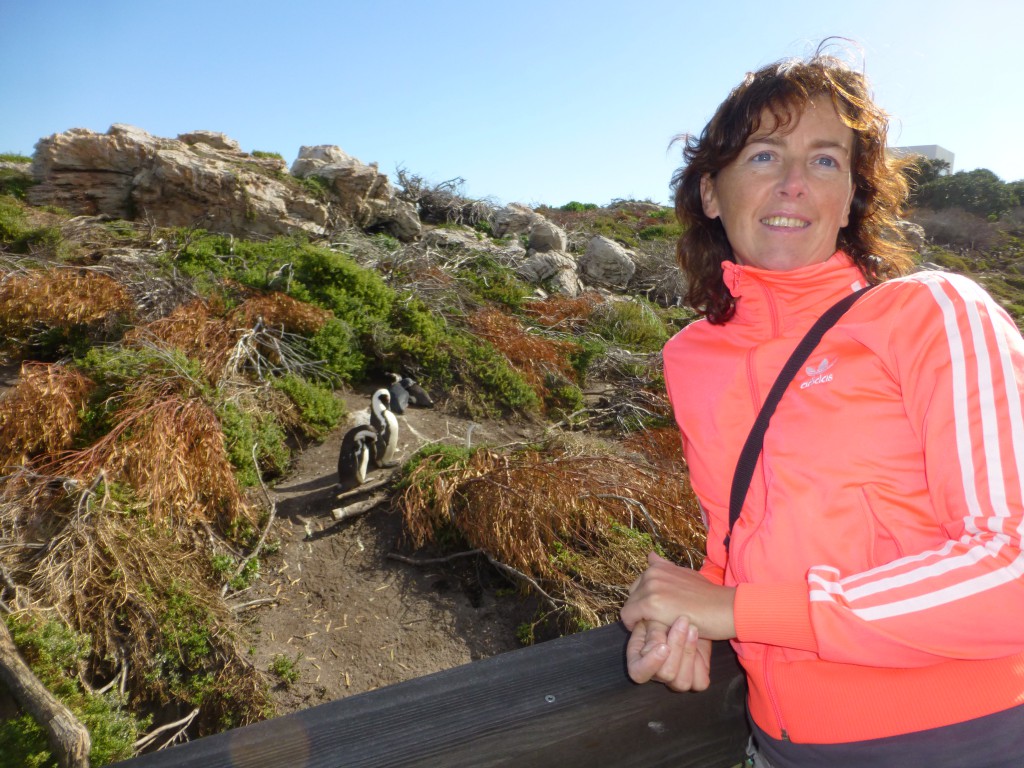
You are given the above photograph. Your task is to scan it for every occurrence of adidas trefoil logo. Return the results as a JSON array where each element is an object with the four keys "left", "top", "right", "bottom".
[{"left": 800, "top": 357, "right": 837, "bottom": 389}]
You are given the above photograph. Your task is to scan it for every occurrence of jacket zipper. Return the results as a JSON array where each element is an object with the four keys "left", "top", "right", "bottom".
[
  {"left": 763, "top": 646, "right": 789, "bottom": 739},
  {"left": 739, "top": 276, "right": 788, "bottom": 738}
]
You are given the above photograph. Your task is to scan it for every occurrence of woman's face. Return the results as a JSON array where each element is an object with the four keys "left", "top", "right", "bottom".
[{"left": 700, "top": 97, "right": 856, "bottom": 271}]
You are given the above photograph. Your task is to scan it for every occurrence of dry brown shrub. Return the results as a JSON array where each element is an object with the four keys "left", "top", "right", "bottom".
[
  {"left": 399, "top": 442, "right": 705, "bottom": 626},
  {"left": 0, "top": 474, "right": 268, "bottom": 729},
  {"left": 0, "top": 362, "right": 95, "bottom": 469},
  {"left": 521, "top": 293, "right": 602, "bottom": 331},
  {"left": 228, "top": 292, "right": 331, "bottom": 336},
  {"left": 49, "top": 394, "right": 252, "bottom": 526},
  {"left": 124, "top": 300, "right": 235, "bottom": 382},
  {"left": 0, "top": 266, "right": 133, "bottom": 333},
  {"left": 467, "top": 308, "right": 578, "bottom": 399}
]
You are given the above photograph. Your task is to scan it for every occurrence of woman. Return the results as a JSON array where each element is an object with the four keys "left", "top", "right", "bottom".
[{"left": 620, "top": 48, "right": 1024, "bottom": 767}]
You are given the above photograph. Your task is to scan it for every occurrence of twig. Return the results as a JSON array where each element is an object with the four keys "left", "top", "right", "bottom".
[
  {"left": 387, "top": 549, "right": 484, "bottom": 566},
  {"left": 586, "top": 493, "right": 662, "bottom": 539},
  {"left": 388, "top": 549, "right": 566, "bottom": 611},
  {"left": 133, "top": 707, "right": 200, "bottom": 752},
  {"left": 222, "top": 444, "right": 276, "bottom": 597},
  {"left": 229, "top": 597, "right": 280, "bottom": 613}
]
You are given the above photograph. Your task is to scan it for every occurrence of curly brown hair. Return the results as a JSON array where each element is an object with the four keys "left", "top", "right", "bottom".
[{"left": 672, "top": 46, "right": 915, "bottom": 324}]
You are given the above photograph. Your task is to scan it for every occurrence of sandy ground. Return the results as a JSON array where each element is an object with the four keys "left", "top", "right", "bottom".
[{"left": 241, "top": 387, "right": 545, "bottom": 714}]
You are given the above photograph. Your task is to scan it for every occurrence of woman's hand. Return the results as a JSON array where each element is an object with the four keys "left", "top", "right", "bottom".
[
  {"left": 626, "top": 617, "right": 712, "bottom": 691},
  {"left": 621, "top": 552, "right": 737, "bottom": 640}
]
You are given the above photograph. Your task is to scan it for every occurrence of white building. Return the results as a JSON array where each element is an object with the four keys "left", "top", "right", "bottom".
[{"left": 890, "top": 145, "right": 955, "bottom": 174}]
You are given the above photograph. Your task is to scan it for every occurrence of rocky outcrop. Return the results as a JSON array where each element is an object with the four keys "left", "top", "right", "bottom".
[
  {"left": 27, "top": 125, "right": 422, "bottom": 242},
  {"left": 579, "top": 236, "right": 637, "bottom": 287},
  {"left": 290, "top": 146, "right": 420, "bottom": 241}
]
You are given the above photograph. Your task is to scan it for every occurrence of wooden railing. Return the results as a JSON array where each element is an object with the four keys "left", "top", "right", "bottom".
[{"left": 112, "top": 623, "right": 749, "bottom": 767}]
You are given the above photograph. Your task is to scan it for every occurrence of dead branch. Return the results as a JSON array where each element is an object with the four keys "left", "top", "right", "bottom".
[
  {"left": 222, "top": 445, "right": 277, "bottom": 596},
  {"left": 133, "top": 707, "right": 200, "bottom": 752},
  {"left": 387, "top": 549, "right": 485, "bottom": 566},
  {"left": 0, "top": 620, "right": 91, "bottom": 768},
  {"left": 334, "top": 474, "right": 392, "bottom": 502},
  {"left": 330, "top": 493, "right": 388, "bottom": 522}
]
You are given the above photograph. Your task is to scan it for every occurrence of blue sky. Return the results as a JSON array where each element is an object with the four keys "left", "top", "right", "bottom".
[{"left": 2, "top": 0, "right": 1021, "bottom": 207}]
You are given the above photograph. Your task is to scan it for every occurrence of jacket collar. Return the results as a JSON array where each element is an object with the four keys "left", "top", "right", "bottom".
[{"left": 722, "top": 251, "right": 868, "bottom": 330}]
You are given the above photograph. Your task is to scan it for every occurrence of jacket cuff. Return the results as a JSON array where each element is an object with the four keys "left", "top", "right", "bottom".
[{"left": 734, "top": 582, "right": 817, "bottom": 652}]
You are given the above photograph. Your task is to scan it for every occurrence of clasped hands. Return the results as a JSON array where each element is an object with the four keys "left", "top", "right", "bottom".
[{"left": 620, "top": 552, "right": 736, "bottom": 692}]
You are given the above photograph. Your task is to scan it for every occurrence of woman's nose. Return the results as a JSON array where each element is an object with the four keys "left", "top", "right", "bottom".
[{"left": 776, "top": 161, "right": 808, "bottom": 197}]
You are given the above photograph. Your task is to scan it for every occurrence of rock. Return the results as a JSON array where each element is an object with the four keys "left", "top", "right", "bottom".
[
  {"left": 26, "top": 126, "right": 422, "bottom": 241},
  {"left": 548, "top": 267, "right": 582, "bottom": 297},
  {"left": 528, "top": 218, "right": 567, "bottom": 253},
  {"left": 29, "top": 125, "right": 328, "bottom": 237},
  {"left": 516, "top": 250, "right": 576, "bottom": 284},
  {"left": 490, "top": 204, "right": 540, "bottom": 238},
  {"left": 897, "top": 219, "right": 927, "bottom": 253},
  {"left": 291, "top": 145, "right": 421, "bottom": 241},
  {"left": 422, "top": 228, "right": 484, "bottom": 250},
  {"left": 177, "top": 130, "right": 241, "bottom": 152},
  {"left": 579, "top": 236, "right": 636, "bottom": 287}
]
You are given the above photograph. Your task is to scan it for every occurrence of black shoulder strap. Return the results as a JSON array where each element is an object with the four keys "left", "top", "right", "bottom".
[{"left": 725, "top": 285, "right": 873, "bottom": 551}]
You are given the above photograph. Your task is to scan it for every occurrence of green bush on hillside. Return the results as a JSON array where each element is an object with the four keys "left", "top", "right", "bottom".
[
  {"left": 271, "top": 374, "right": 344, "bottom": 440},
  {"left": 0, "top": 614, "right": 146, "bottom": 767},
  {"left": 590, "top": 298, "right": 669, "bottom": 353}
]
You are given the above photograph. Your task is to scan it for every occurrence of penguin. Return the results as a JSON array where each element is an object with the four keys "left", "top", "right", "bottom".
[
  {"left": 386, "top": 372, "right": 410, "bottom": 414},
  {"left": 369, "top": 388, "right": 400, "bottom": 467},
  {"left": 337, "top": 425, "right": 379, "bottom": 491},
  {"left": 400, "top": 376, "right": 435, "bottom": 408}
]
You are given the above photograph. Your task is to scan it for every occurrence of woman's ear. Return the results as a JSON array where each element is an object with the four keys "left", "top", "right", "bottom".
[
  {"left": 840, "top": 184, "right": 855, "bottom": 228},
  {"left": 700, "top": 174, "right": 719, "bottom": 219}
]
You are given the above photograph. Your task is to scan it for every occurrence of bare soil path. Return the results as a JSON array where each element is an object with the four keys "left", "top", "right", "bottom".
[{"left": 242, "top": 389, "right": 544, "bottom": 715}]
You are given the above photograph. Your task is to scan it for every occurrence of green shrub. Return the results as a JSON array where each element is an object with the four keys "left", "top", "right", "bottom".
[
  {"left": 589, "top": 299, "right": 669, "bottom": 352},
  {"left": 292, "top": 245, "right": 394, "bottom": 330},
  {"left": 459, "top": 337, "right": 539, "bottom": 415},
  {"left": 567, "top": 338, "right": 606, "bottom": 384},
  {"left": 559, "top": 201, "right": 598, "bottom": 212},
  {"left": 0, "top": 195, "right": 60, "bottom": 251},
  {"left": 0, "top": 168, "right": 33, "bottom": 199},
  {"left": 268, "top": 653, "right": 301, "bottom": 687},
  {"left": 0, "top": 615, "right": 145, "bottom": 767},
  {"left": 297, "top": 175, "right": 330, "bottom": 201},
  {"left": 217, "top": 402, "right": 291, "bottom": 486},
  {"left": 306, "top": 317, "right": 366, "bottom": 381},
  {"left": 456, "top": 254, "right": 531, "bottom": 309},
  {"left": 271, "top": 374, "right": 344, "bottom": 440},
  {"left": 251, "top": 150, "right": 283, "bottom": 160},
  {"left": 638, "top": 223, "right": 683, "bottom": 241}
]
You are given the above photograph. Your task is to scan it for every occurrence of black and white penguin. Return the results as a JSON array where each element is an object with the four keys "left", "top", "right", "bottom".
[
  {"left": 386, "top": 372, "right": 410, "bottom": 414},
  {"left": 400, "top": 376, "right": 435, "bottom": 408},
  {"left": 337, "top": 425, "right": 379, "bottom": 491},
  {"left": 369, "top": 387, "right": 400, "bottom": 467}
]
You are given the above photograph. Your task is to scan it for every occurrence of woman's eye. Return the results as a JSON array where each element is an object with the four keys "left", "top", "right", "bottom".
[
  {"left": 752, "top": 151, "right": 772, "bottom": 162},
  {"left": 815, "top": 156, "right": 838, "bottom": 168}
]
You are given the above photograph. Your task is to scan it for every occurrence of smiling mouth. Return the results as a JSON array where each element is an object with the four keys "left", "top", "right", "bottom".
[{"left": 761, "top": 216, "right": 809, "bottom": 228}]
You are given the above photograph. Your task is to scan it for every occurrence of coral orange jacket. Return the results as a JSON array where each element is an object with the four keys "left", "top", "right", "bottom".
[{"left": 663, "top": 252, "right": 1024, "bottom": 744}]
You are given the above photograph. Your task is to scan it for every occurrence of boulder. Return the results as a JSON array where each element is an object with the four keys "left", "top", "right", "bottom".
[
  {"left": 579, "top": 236, "right": 636, "bottom": 287},
  {"left": 548, "top": 267, "right": 583, "bottom": 297},
  {"left": 516, "top": 250, "right": 576, "bottom": 283},
  {"left": 528, "top": 218, "right": 567, "bottom": 253},
  {"left": 490, "top": 204, "right": 540, "bottom": 238}
]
